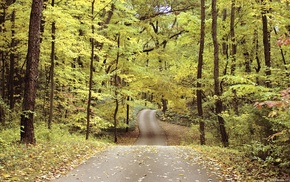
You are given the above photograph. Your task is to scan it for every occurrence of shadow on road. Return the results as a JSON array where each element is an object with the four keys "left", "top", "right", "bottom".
[{"left": 135, "top": 109, "right": 167, "bottom": 146}]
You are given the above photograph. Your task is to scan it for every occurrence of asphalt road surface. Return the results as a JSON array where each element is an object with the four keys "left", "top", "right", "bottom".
[
  {"left": 135, "top": 109, "right": 167, "bottom": 145},
  {"left": 54, "top": 109, "right": 219, "bottom": 182}
]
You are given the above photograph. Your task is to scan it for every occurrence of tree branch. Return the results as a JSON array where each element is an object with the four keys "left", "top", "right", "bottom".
[
  {"left": 143, "top": 30, "right": 188, "bottom": 52},
  {"left": 139, "top": 7, "right": 195, "bottom": 20}
]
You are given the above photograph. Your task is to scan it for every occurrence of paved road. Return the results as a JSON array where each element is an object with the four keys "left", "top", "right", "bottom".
[
  {"left": 135, "top": 109, "right": 167, "bottom": 145},
  {"left": 54, "top": 109, "right": 219, "bottom": 182}
]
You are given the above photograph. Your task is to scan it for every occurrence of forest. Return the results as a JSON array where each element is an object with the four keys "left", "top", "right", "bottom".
[{"left": 0, "top": 0, "right": 290, "bottom": 180}]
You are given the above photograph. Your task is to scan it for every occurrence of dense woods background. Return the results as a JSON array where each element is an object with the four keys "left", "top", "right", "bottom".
[{"left": 0, "top": 0, "right": 290, "bottom": 175}]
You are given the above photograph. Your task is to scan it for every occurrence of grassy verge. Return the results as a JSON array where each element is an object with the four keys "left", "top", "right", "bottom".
[
  {"left": 0, "top": 124, "right": 110, "bottom": 181},
  {"left": 192, "top": 145, "right": 290, "bottom": 181}
]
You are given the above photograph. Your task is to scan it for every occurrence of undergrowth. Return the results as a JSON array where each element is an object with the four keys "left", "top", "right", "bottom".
[
  {"left": 0, "top": 124, "right": 110, "bottom": 181},
  {"left": 192, "top": 145, "right": 290, "bottom": 181}
]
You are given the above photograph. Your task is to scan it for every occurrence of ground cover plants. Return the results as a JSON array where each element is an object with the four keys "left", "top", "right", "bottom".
[{"left": 0, "top": 124, "right": 109, "bottom": 181}]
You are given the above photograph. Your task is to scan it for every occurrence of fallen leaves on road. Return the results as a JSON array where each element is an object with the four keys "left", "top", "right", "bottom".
[{"left": 55, "top": 146, "right": 219, "bottom": 182}]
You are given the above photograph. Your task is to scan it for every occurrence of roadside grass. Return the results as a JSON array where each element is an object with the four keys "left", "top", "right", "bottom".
[
  {"left": 192, "top": 145, "right": 290, "bottom": 181},
  {"left": 0, "top": 124, "right": 110, "bottom": 181}
]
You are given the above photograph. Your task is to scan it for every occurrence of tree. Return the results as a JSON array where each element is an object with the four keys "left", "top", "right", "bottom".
[
  {"left": 86, "top": 0, "right": 95, "bottom": 140},
  {"left": 212, "top": 0, "right": 229, "bottom": 147},
  {"left": 230, "top": 0, "right": 236, "bottom": 76},
  {"left": 8, "top": 5, "right": 16, "bottom": 109},
  {"left": 261, "top": 0, "right": 271, "bottom": 87},
  {"left": 197, "top": 0, "right": 205, "bottom": 145},
  {"left": 111, "top": 32, "right": 120, "bottom": 143},
  {"left": 48, "top": 0, "right": 55, "bottom": 130},
  {"left": 0, "top": 1, "right": 7, "bottom": 125},
  {"left": 20, "top": 0, "right": 44, "bottom": 144},
  {"left": 230, "top": 0, "right": 239, "bottom": 114},
  {"left": 126, "top": 96, "right": 130, "bottom": 132}
]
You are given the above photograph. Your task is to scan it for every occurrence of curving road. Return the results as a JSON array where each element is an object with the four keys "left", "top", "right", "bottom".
[
  {"left": 54, "top": 109, "right": 219, "bottom": 182},
  {"left": 135, "top": 109, "right": 167, "bottom": 146}
]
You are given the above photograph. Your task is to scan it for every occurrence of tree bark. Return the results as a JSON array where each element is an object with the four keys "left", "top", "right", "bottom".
[
  {"left": 0, "top": 53, "right": 4, "bottom": 124},
  {"left": 86, "top": 0, "right": 95, "bottom": 140},
  {"left": 212, "top": 0, "right": 229, "bottom": 147},
  {"left": 8, "top": 10, "right": 16, "bottom": 109},
  {"left": 222, "top": 9, "right": 229, "bottom": 76},
  {"left": 20, "top": 0, "right": 44, "bottom": 144},
  {"left": 230, "top": 0, "right": 239, "bottom": 114},
  {"left": 261, "top": 0, "right": 271, "bottom": 87},
  {"left": 126, "top": 96, "right": 130, "bottom": 132},
  {"left": 197, "top": 0, "right": 205, "bottom": 145},
  {"left": 0, "top": 5, "right": 6, "bottom": 125},
  {"left": 230, "top": 0, "right": 237, "bottom": 75},
  {"left": 254, "top": 30, "right": 261, "bottom": 73},
  {"left": 113, "top": 33, "right": 121, "bottom": 143},
  {"left": 161, "top": 96, "right": 168, "bottom": 116},
  {"left": 48, "top": 0, "right": 55, "bottom": 130},
  {"left": 114, "top": 96, "right": 119, "bottom": 143}
]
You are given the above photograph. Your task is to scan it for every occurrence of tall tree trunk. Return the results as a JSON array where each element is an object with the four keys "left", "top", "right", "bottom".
[
  {"left": 197, "top": 0, "right": 205, "bottom": 145},
  {"left": 8, "top": 9, "right": 16, "bottom": 109},
  {"left": 48, "top": 0, "right": 55, "bottom": 130},
  {"left": 161, "top": 96, "right": 168, "bottom": 116},
  {"left": 254, "top": 30, "right": 261, "bottom": 73},
  {"left": 20, "top": 0, "right": 44, "bottom": 144},
  {"left": 230, "top": 0, "right": 239, "bottom": 114},
  {"left": 0, "top": 53, "right": 4, "bottom": 125},
  {"left": 85, "top": 3, "right": 114, "bottom": 139},
  {"left": 126, "top": 96, "right": 130, "bottom": 132},
  {"left": 86, "top": 0, "right": 95, "bottom": 140},
  {"left": 113, "top": 95, "right": 119, "bottom": 143},
  {"left": 230, "top": 0, "right": 237, "bottom": 75},
  {"left": 114, "top": 33, "right": 120, "bottom": 143},
  {"left": 212, "top": 0, "right": 229, "bottom": 147},
  {"left": 222, "top": 9, "right": 229, "bottom": 76},
  {"left": 261, "top": 0, "right": 271, "bottom": 87},
  {"left": 0, "top": 6, "right": 6, "bottom": 125}
]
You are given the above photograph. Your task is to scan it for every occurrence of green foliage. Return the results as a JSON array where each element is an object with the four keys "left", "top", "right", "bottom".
[
  {"left": 248, "top": 87, "right": 290, "bottom": 171},
  {"left": 244, "top": 141, "right": 290, "bottom": 173},
  {"left": 193, "top": 145, "right": 289, "bottom": 181}
]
